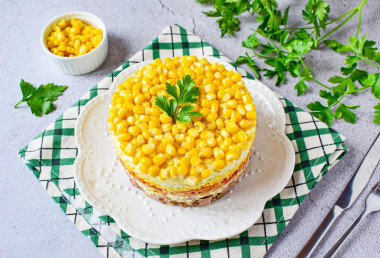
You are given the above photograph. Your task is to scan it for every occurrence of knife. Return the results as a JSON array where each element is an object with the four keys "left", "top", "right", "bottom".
[{"left": 296, "top": 132, "right": 380, "bottom": 258}]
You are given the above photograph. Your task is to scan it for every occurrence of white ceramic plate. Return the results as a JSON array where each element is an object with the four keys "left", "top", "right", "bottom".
[{"left": 74, "top": 57, "right": 295, "bottom": 245}]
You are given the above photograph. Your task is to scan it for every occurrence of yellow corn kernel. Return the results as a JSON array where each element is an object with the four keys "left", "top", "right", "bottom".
[
  {"left": 117, "top": 133, "right": 132, "bottom": 141},
  {"left": 226, "top": 100, "right": 237, "bottom": 109},
  {"left": 149, "top": 120, "right": 159, "bottom": 129},
  {"left": 182, "top": 141, "right": 194, "bottom": 151},
  {"left": 206, "top": 137, "right": 216, "bottom": 147},
  {"left": 177, "top": 122, "right": 187, "bottom": 133},
  {"left": 189, "top": 168, "right": 200, "bottom": 177},
  {"left": 201, "top": 99, "right": 212, "bottom": 108},
  {"left": 238, "top": 131, "right": 248, "bottom": 142},
  {"left": 178, "top": 147, "right": 187, "bottom": 155},
  {"left": 140, "top": 164, "right": 149, "bottom": 174},
  {"left": 175, "top": 133, "right": 185, "bottom": 143},
  {"left": 222, "top": 108, "right": 233, "bottom": 118},
  {"left": 201, "top": 169, "right": 212, "bottom": 178},
  {"left": 200, "top": 108, "right": 211, "bottom": 117},
  {"left": 185, "top": 149, "right": 198, "bottom": 159},
  {"left": 213, "top": 147, "right": 225, "bottom": 159},
  {"left": 125, "top": 143, "right": 136, "bottom": 156},
  {"left": 165, "top": 143, "right": 176, "bottom": 155},
  {"left": 162, "top": 123, "right": 172, "bottom": 133},
  {"left": 177, "top": 165, "right": 188, "bottom": 176},
  {"left": 242, "top": 94, "right": 253, "bottom": 104},
  {"left": 152, "top": 153, "right": 165, "bottom": 166},
  {"left": 171, "top": 124, "right": 179, "bottom": 135},
  {"left": 132, "top": 157, "right": 139, "bottom": 165},
  {"left": 151, "top": 107, "right": 161, "bottom": 117},
  {"left": 178, "top": 157, "right": 188, "bottom": 167},
  {"left": 133, "top": 105, "right": 144, "bottom": 115},
  {"left": 225, "top": 150, "right": 237, "bottom": 162},
  {"left": 148, "top": 165, "right": 160, "bottom": 177},
  {"left": 157, "top": 168, "right": 169, "bottom": 180},
  {"left": 206, "top": 112, "right": 217, "bottom": 122},
  {"left": 160, "top": 114, "right": 172, "bottom": 124},
  {"left": 234, "top": 90, "right": 242, "bottom": 100},
  {"left": 200, "top": 147, "right": 213, "bottom": 157},
  {"left": 220, "top": 128, "right": 230, "bottom": 138},
  {"left": 215, "top": 118, "right": 223, "bottom": 130},
  {"left": 226, "top": 121, "right": 239, "bottom": 133},
  {"left": 236, "top": 105, "right": 246, "bottom": 116},
  {"left": 137, "top": 134, "right": 145, "bottom": 145},
  {"left": 168, "top": 167, "right": 177, "bottom": 178},
  {"left": 205, "top": 93, "right": 217, "bottom": 101},
  {"left": 127, "top": 125, "right": 140, "bottom": 136},
  {"left": 239, "top": 119, "right": 249, "bottom": 129},
  {"left": 141, "top": 129, "right": 150, "bottom": 140},
  {"left": 190, "top": 156, "right": 202, "bottom": 167},
  {"left": 142, "top": 143, "right": 155, "bottom": 154},
  {"left": 220, "top": 138, "right": 232, "bottom": 152},
  {"left": 200, "top": 130, "right": 214, "bottom": 140},
  {"left": 213, "top": 159, "right": 225, "bottom": 170},
  {"left": 204, "top": 84, "right": 215, "bottom": 93},
  {"left": 231, "top": 72, "right": 242, "bottom": 82},
  {"left": 243, "top": 105, "right": 254, "bottom": 115},
  {"left": 140, "top": 157, "right": 152, "bottom": 166},
  {"left": 188, "top": 128, "right": 199, "bottom": 138},
  {"left": 246, "top": 111, "right": 256, "bottom": 120}
]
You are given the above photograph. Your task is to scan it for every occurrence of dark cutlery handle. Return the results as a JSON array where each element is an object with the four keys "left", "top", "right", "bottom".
[
  {"left": 296, "top": 206, "right": 343, "bottom": 258},
  {"left": 324, "top": 209, "right": 366, "bottom": 258}
]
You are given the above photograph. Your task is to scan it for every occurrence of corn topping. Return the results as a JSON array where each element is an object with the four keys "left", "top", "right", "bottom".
[
  {"left": 46, "top": 18, "right": 103, "bottom": 57},
  {"left": 109, "top": 56, "right": 256, "bottom": 183}
]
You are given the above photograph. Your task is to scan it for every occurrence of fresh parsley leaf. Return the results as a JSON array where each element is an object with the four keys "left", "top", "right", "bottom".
[
  {"left": 236, "top": 55, "right": 261, "bottom": 79},
  {"left": 334, "top": 104, "right": 356, "bottom": 124},
  {"left": 307, "top": 101, "right": 335, "bottom": 126},
  {"left": 314, "top": 0, "right": 330, "bottom": 29},
  {"left": 374, "top": 102, "right": 380, "bottom": 124},
  {"left": 217, "top": 15, "right": 240, "bottom": 37},
  {"left": 20, "top": 79, "right": 36, "bottom": 99},
  {"left": 290, "top": 39, "right": 313, "bottom": 57},
  {"left": 295, "top": 79, "right": 308, "bottom": 96},
  {"left": 155, "top": 75, "right": 202, "bottom": 123},
  {"left": 155, "top": 95, "right": 172, "bottom": 116},
  {"left": 176, "top": 104, "right": 203, "bottom": 123},
  {"left": 242, "top": 33, "right": 259, "bottom": 48},
  {"left": 319, "top": 90, "right": 340, "bottom": 106},
  {"left": 14, "top": 79, "right": 67, "bottom": 117},
  {"left": 361, "top": 73, "right": 380, "bottom": 99},
  {"left": 325, "top": 39, "right": 350, "bottom": 53}
]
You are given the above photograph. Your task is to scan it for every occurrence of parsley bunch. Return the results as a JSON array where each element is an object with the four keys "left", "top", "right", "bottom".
[
  {"left": 14, "top": 79, "right": 68, "bottom": 117},
  {"left": 155, "top": 75, "right": 203, "bottom": 123},
  {"left": 197, "top": 0, "right": 380, "bottom": 125}
]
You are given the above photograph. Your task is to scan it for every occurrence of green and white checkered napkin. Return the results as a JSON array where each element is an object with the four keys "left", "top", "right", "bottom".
[{"left": 19, "top": 25, "right": 347, "bottom": 258}]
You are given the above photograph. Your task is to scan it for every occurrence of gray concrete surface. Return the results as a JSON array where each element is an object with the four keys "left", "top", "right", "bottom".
[{"left": 0, "top": 0, "right": 379, "bottom": 257}]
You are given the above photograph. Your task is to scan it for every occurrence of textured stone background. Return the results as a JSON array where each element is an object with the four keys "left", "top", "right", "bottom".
[{"left": 0, "top": 0, "right": 379, "bottom": 257}]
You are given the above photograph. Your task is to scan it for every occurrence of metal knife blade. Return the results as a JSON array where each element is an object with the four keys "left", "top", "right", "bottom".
[
  {"left": 296, "top": 132, "right": 380, "bottom": 258},
  {"left": 335, "top": 132, "right": 380, "bottom": 209}
]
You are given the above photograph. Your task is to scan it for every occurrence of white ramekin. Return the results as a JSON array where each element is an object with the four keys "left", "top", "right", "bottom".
[{"left": 41, "top": 12, "right": 108, "bottom": 75}]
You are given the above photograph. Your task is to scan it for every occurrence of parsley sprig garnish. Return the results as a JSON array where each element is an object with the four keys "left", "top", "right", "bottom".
[
  {"left": 196, "top": 0, "right": 380, "bottom": 125},
  {"left": 14, "top": 79, "right": 68, "bottom": 117},
  {"left": 155, "top": 75, "right": 203, "bottom": 123}
]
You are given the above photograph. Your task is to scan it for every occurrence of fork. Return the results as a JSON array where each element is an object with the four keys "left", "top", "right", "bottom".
[{"left": 325, "top": 181, "right": 380, "bottom": 258}]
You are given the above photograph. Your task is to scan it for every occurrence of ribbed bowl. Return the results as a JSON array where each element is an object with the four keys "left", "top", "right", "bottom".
[{"left": 41, "top": 12, "right": 108, "bottom": 75}]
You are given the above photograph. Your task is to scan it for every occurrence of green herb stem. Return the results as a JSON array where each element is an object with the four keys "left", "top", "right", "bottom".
[
  {"left": 14, "top": 99, "right": 24, "bottom": 108},
  {"left": 360, "top": 57, "right": 380, "bottom": 68},
  {"left": 330, "top": 93, "right": 347, "bottom": 108},
  {"left": 250, "top": 49, "right": 272, "bottom": 59},
  {"left": 317, "top": 11, "right": 358, "bottom": 43},
  {"left": 347, "top": 85, "right": 371, "bottom": 94}
]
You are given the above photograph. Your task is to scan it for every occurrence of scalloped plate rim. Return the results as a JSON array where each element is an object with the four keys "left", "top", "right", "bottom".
[{"left": 73, "top": 57, "right": 295, "bottom": 244}]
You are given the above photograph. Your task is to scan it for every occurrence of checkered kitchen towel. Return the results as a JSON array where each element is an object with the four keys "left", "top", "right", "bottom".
[{"left": 19, "top": 25, "right": 347, "bottom": 258}]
